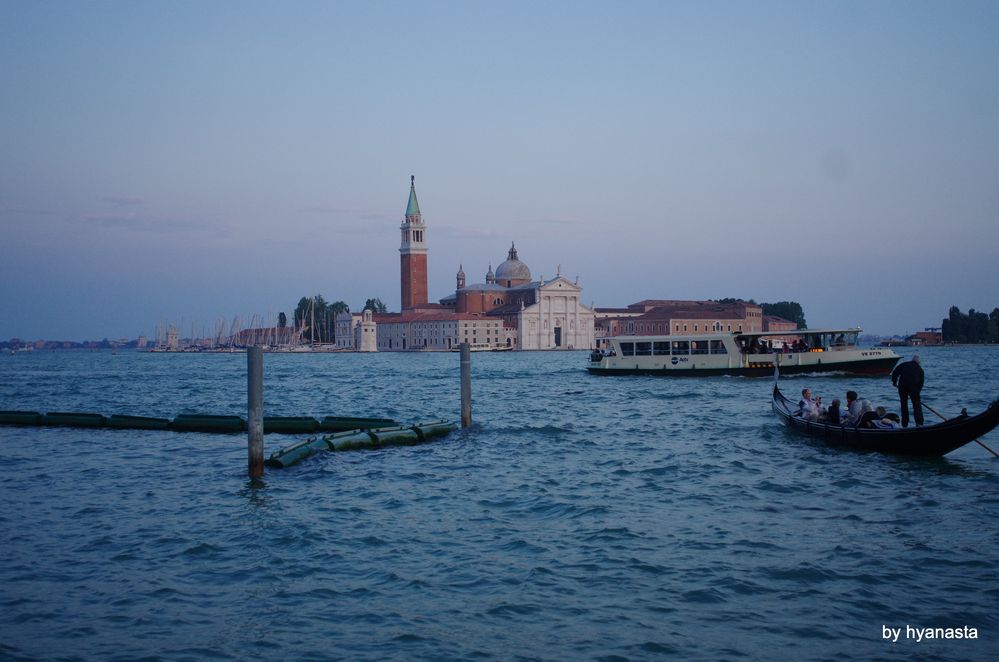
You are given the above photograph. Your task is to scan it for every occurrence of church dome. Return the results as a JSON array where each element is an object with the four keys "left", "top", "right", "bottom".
[{"left": 495, "top": 242, "right": 531, "bottom": 283}]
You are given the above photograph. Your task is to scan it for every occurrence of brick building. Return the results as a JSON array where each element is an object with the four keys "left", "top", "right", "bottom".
[
  {"left": 594, "top": 300, "right": 794, "bottom": 348},
  {"left": 336, "top": 178, "right": 595, "bottom": 351}
]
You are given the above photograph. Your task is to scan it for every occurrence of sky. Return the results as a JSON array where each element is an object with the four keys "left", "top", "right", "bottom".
[{"left": 2, "top": 0, "right": 998, "bottom": 341}]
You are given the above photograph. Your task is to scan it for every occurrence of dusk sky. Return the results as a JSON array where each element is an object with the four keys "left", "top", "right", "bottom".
[{"left": 3, "top": 1, "right": 998, "bottom": 341}]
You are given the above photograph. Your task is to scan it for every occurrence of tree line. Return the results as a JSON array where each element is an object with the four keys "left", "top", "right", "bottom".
[
  {"left": 942, "top": 306, "right": 999, "bottom": 343},
  {"left": 715, "top": 299, "right": 807, "bottom": 329},
  {"left": 283, "top": 295, "right": 388, "bottom": 344}
]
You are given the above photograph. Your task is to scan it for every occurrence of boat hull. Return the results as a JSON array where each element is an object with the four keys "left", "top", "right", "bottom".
[
  {"left": 588, "top": 356, "right": 899, "bottom": 377},
  {"left": 772, "top": 384, "right": 999, "bottom": 456}
]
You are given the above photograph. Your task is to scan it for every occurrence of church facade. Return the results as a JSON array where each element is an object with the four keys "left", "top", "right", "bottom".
[
  {"left": 336, "top": 177, "right": 595, "bottom": 351},
  {"left": 440, "top": 244, "right": 595, "bottom": 350}
]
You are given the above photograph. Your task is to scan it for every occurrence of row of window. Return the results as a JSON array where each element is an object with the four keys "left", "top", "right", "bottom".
[
  {"left": 618, "top": 340, "right": 728, "bottom": 356},
  {"left": 624, "top": 321, "right": 745, "bottom": 334}
]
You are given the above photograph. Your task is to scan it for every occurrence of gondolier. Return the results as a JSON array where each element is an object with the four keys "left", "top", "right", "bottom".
[{"left": 891, "top": 355, "right": 924, "bottom": 428}]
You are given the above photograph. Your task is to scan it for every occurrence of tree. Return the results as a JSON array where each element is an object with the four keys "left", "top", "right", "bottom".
[
  {"left": 760, "top": 301, "right": 807, "bottom": 329},
  {"left": 969, "top": 309, "right": 989, "bottom": 343},
  {"left": 364, "top": 298, "right": 388, "bottom": 313},
  {"left": 942, "top": 305, "right": 963, "bottom": 342},
  {"left": 294, "top": 294, "right": 332, "bottom": 342},
  {"left": 941, "top": 306, "right": 999, "bottom": 343},
  {"left": 293, "top": 297, "right": 311, "bottom": 330},
  {"left": 277, "top": 312, "right": 287, "bottom": 328}
]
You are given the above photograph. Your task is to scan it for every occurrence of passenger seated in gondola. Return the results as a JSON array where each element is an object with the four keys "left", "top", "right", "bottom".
[
  {"left": 843, "top": 390, "right": 862, "bottom": 425},
  {"left": 797, "top": 388, "right": 820, "bottom": 421},
  {"left": 871, "top": 406, "right": 900, "bottom": 429},
  {"left": 824, "top": 398, "right": 842, "bottom": 425},
  {"left": 857, "top": 400, "right": 879, "bottom": 428}
]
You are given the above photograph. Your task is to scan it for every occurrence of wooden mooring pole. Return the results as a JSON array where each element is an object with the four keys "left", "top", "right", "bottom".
[
  {"left": 460, "top": 342, "right": 472, "bottom": 428},
  {"left": 248, "top": 345, "right": 264, "bottom": 478}
]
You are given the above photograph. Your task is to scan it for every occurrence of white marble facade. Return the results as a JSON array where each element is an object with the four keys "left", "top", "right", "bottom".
[{"left": 516, "top": 276, "right": 595, "bottom": 350}]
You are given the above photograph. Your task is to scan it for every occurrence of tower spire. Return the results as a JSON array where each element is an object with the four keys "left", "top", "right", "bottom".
[{"left": 406, "top": 175, "right": 421, "bottom": 217}]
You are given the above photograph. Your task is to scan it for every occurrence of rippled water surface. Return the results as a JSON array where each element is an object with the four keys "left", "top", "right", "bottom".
[{"left": 1, "top": 347, "right": 997, "bottom": 660}]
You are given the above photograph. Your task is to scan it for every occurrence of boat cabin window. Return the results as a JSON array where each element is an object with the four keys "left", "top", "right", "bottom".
[
  {"left": 653, "top": 341, "right": 670, "bottom": 355},
  {"left": 635, "top": 341, "right": 652, "bottom": 356},
  {"left": 709, "top": 340, "right": 727, "bottom": 354},
  {"left": 691, "top": 340, "right": 708, "bottom": 355},
  {"left": 620, "top": 342, "right": 635, "bottom": 356},
  {"left": 671, "top": 341, "right": 689, "bottom": 355}
]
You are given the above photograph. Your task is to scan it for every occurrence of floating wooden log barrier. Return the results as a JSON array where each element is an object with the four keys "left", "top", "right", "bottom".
[
  {"left": 368, "top": 425, "right": 420, "bottom": 446},
  {"left": 263, "top": 416, "right": 320, "bottom": 434},
  {"left": 265, "top": 420, "right": 459, "bottom": 468},
  {"left": 106, "top": 414, "right": 171, "bottom": 430},
  {"left": 263, "top": 435, "right": 330, "bottom": 468},
  {"left": 0, "top": 412, "right": 401, "bottom": 433},
  {"left": 324, "top": 429, "right": 375, "bottom": 452},
  {"left": 412, "top": 419, "right": 457, "bottom": 442},
  {"left": 0, "top": 411, "right": 43, "bottom": 426},
  {"left": 172, "top": 414, "right": 247, "bottom": 433},
  {"left": 42, "top": 412, "right": 107, "bottom": 428},
  {"left": 320, "top": 416, "right": 398, "bottom": 432}
]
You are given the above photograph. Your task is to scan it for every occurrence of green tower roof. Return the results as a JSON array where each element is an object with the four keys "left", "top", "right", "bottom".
[{"left": 406, "top": 175, "right": 421, "bottom": 216}]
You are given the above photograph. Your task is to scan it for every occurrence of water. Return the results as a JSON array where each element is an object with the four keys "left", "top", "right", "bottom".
[{"left": 1, "top": 347, "right": 997, "bottom": 660}]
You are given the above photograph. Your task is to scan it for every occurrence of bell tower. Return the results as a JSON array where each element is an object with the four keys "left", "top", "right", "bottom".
[{"left": 399, "top": 175, "right": 428, "bottom": 310}]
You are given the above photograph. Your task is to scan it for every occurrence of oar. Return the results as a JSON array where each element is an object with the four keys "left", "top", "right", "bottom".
[{"left": 924, "top": 402, "right": 999, "bottom": 458}]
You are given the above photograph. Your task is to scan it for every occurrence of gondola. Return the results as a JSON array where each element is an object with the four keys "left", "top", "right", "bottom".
[{"left": 772, "top": 384, "right": 999, "bottom": 456}]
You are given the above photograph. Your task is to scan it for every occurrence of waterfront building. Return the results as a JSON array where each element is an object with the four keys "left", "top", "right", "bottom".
[
  {"left": 372, "top": 311, "right": 508, "bottom": 351},
  {"left": 336, "top": 178, "right": 595, "bottom": 351},
  {"left": 355, "top": 309, "right": 377, "bottom": 352},
  {"left": 910, "top": 328, "right": 943, "bottom": 345},
  {"left": 335, "top": 312, "right": 362, "bottom": 350},
  {"left": 440, "top": 244, "right": 596, "bottom": 350},
  {"left": 594, "top": 300, "right": 793, "bottom": 347}
]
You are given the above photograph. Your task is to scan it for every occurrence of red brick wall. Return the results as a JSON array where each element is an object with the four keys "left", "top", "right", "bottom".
[
  {"left": 456, "top": 290, "right": 505, "bottom": 314},
  {"left": 401, "top": 253, "right": 428, "bottom": 310}
]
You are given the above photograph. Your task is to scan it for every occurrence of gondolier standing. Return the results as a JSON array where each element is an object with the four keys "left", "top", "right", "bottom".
[{"left": 891, "top": 355, "right": 924, "bottom": 428}]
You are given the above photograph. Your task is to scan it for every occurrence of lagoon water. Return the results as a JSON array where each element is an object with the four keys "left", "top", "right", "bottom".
[{"left": 1, "top": 347, "right": 997, "bottom": 660}]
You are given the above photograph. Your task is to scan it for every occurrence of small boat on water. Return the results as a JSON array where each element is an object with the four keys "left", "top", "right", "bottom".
[
  {"left": 587, "top": 328, "right": 899, "bottom": 376},
  {"left": 772, "top": 384, "right": 999, "bottom": 456}
]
